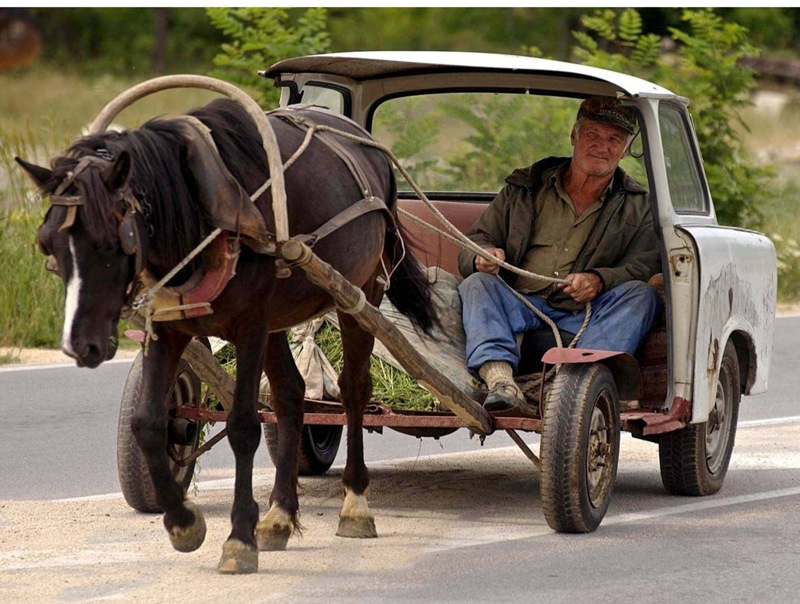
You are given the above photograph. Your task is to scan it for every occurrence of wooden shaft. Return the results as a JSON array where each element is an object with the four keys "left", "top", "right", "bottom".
[
  {"left": 128, "top": 314, "right": 235, "bottom": 413},
  {"left": 89, "top": 74, "right": 290, "bottom": 242},
  {"left": 282, "top": 239, "right": 493, "bottom": 435}
]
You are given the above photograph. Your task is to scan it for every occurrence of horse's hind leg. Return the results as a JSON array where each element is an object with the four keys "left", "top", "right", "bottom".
[
  {"left": 256, "top": 331, "right": 305, "bottom": 551},
  {"left": 131, "top": 331, "right": 207, "bottom": 553},
  {"left": 216, "top": 328, "right": 267, "bottom": 574},
  {"left": 336, "top": 288, "right": 382, "bottom": 538}
]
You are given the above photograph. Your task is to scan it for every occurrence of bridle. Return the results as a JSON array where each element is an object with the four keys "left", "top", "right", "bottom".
[{"left": 47, "top": 154, "right": 148, "bottom": 282}]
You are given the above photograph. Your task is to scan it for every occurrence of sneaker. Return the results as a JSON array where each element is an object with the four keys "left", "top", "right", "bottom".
[{"left": 483, "top": 381, "right": 524, "bottom": 412}]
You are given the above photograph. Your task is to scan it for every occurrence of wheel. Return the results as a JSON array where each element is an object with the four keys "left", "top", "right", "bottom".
[
  {"left": 659, "top": 340, "right": 740, "bottom": 496},
  {"left": 540, "top": 363, "right": 621, "bottom": 533},
  {"left": 117, "top": 350, "right": 202, "bottom": 513},
  {"left": 264, "top": 424, "right": 342, "bottom": 476}
]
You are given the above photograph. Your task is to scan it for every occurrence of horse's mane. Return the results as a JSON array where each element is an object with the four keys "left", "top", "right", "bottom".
[{"left": 45, "top": 99, "right": 268, "bottom": 274}]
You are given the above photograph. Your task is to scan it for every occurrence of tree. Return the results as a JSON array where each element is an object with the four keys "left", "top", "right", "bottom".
[
  {"left": 572, "top": 8, "right": 772, "bottom": 228},
  {"left": 206, "top": 7, "right": 330, "bottom": 106}
]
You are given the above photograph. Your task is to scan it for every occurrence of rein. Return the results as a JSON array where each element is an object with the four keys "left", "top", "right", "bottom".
[
  {"left": 48, "top": 155, "right": 147, "bottom": 279},
  {"left": 270, "top": 108, "right": 592, "bottom": 350}
]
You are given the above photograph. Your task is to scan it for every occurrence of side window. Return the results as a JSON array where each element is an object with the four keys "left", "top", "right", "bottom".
[
  {"left": 659, "top": 103, "right": 708, "bottom": 214},
  {"left": 298, "top": 84, "right": 345, "bottom": 114}
]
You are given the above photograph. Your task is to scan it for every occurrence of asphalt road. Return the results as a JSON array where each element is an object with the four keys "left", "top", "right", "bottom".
[
  {"left": 1, "top": 316, "right": 798, "bottom": 500},
  {"left": 0, "top": 317, "right": 799, "bottom": 601}
]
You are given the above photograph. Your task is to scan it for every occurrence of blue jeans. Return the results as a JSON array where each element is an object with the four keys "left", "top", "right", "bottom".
[{"left": 458, "top": 272, "right": 663, "bottom": 373}]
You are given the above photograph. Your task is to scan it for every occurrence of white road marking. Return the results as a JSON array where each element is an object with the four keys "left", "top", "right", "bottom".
[
  {"left": 0, "top": 357, "right": 134, "bottom": 373},
  {"left": 0, "top": 548, "right": 142, "bottom": 571},
  {"left": 427, "top": 486, "right": 800, "bottom": 552}
]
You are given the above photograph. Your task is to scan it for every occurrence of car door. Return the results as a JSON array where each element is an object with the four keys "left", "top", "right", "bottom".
[{"left": 657, "top": 101, "right": 776, "bottom": 423}]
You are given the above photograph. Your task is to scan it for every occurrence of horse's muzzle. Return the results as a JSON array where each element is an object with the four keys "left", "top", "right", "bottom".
[{"left": 64, "top": 327, "right": 119, "bottom": 368}]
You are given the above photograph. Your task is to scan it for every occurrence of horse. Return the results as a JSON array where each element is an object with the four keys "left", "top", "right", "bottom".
[{"left": 17, "top": 98, "right": 438, "bottom": 574}]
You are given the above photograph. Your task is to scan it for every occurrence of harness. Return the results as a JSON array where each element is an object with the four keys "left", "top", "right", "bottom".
[
  {"left": 48, "top": 155, "right": 148, "bottom": 279},
  {"left": 46, "top": 109, "right": 395, "bottom": 329}
]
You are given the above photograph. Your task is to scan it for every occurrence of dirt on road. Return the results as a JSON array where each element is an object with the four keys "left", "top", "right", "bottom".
[
  {"left": 0, "top": 437, "right": 666, "bottom": 603},
  {"left": 4, "top": 422, "right": 798, "bottom": 603}
]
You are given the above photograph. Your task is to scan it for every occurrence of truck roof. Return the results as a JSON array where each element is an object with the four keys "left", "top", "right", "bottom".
[{"left": 262, "top": 51, "right": 679, "bottom": 100}]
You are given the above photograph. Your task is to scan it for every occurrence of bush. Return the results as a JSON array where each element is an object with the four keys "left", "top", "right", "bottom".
[
  {"left": 207, "top": 7, "right": 330, "bottom": 106},
  {"left": 572, "top": 8, "right": 775, "bottom": 229}
]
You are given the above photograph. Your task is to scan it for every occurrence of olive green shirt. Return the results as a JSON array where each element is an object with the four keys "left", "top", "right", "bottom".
[{"left": 514, "top": 166, "right": 611, "bottom": 294}]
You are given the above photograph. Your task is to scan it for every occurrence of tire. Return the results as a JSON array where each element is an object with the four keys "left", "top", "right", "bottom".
[
  {"left": 659, "top": 340, "right": 740, "bottom": 496},
  {"left": 117, "top": 351, "right": 201, "bottom": 513},
  {"left": 264, "top": 424, "right": 342, "bottom": 476},
  {"left": 540, "top": 363, "right": 621, "bottom": 533}
]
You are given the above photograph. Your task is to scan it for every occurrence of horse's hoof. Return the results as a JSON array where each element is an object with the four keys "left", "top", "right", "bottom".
[
  {"left": 255, "top": 505, "right": 294, "bottom": 551},
  {"left": 336, "top": 515, "right": 378, "bottom": 539},
  {"left": 168, "top": 500, "right": 207, "bottom": 553},
  {"left": 217, "top": 539, "right": 258, "bottom": 575}
]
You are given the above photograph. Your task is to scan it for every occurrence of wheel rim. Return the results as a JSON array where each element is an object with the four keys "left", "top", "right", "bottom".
[
  {"left": 706, "top": 370, "right": 732, "bottom": 475},
  {"left": 167, "top": 369, "right": 199, "bottom": 482},
  {"left": 586, "top": 391, "right": 616, "bottom": 508}
]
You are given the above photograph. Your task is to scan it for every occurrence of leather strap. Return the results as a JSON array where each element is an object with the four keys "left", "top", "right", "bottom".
[{"left": 294, "top": 196, "right": 391, "bottom": 248}]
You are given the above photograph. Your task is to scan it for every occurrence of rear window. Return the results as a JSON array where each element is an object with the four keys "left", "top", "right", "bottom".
[{"left": 371, "top": 91, "right": 647, "bottom": 195}]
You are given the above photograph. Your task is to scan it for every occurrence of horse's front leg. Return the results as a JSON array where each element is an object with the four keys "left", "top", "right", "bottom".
[
  {"left": 131, "top": 330, "right": 207, "bottom": 552},
  {"left": 336, "top": 310, "right": 378, "bottom": 538},
  {"left": 216, "top": 327, "right": 267, "bottom": 574},
  {"left": 255, "top": 331, "right": 305, "bottom": 551}
]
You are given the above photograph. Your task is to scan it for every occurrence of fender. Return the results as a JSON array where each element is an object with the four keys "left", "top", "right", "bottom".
[{"left": 541, "top": 348, "right": 641, "bottom": 401}]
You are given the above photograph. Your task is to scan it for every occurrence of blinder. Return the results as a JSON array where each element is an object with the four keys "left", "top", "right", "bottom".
[{"left": 45, "top": 154, "right": 148, "bottom": 281}]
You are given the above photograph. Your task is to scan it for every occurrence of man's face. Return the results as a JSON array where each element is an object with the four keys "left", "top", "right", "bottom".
[{"left": 570, "top": 119, "right": 631, "bottom": 178}]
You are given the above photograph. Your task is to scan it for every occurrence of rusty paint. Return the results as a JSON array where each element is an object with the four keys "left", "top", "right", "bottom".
[
  {"left": 174, "top": 402, "right": 543, "bottom": 432},
  {"left": 542, "top": 348, "right": 642, "bottom": 400},
  {"left": 623, "top": 396, "right": 691, "bottom": 436}
]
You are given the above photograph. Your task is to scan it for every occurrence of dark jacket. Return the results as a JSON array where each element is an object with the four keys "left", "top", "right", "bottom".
[{"left": 457, "top": 156, "right": 661, "bottom": 311}]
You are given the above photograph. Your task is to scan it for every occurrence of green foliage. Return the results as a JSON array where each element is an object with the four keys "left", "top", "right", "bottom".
[
  {"left": 314, "top": 322, "right": 438, "bottom": 411},
  {"left": 0, "top": 121, "right": 71, "bottom": 348},
  {"left": 206, "top": 7, "right": 330, "bottom": 106},
  {"left": 0, "top": 210, "right": 64, "bottom": 348},
  {"left": 28, "top": 8, "right": 222, "bottom": 74},
  {"left": 436, "top": 94, "right": 574, "bottom": 191},
  {"left": 573, "top": 8, "right": 772, "bottom": 228}
]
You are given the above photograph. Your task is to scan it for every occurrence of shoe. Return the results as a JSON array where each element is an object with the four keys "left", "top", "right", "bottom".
[{"left": 483, "top": 381, "right": 524, "bottom": 412}]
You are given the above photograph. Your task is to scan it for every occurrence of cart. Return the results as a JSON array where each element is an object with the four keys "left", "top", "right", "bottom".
[{"left": 110, "top": 52, "right": 776, "bottom": 534}]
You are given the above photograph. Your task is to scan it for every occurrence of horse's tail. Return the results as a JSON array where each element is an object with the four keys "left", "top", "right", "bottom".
[
  {"left": 383, "top": 225, "right": 438, "bottom": 335},
  {"left": 383, "top": 176, "right": 439, "bottom": 335}
]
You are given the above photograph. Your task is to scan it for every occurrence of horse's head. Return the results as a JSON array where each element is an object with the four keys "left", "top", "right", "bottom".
[{"left": 17, "top": 151, "right": 146, "bottom": 368}]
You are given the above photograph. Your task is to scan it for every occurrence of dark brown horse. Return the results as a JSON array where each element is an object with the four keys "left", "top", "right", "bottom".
[{"left": 17, "top": 99, "right": 437, "bottom": 574}]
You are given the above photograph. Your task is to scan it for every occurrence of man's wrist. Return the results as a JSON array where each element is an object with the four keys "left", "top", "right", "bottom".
[{"left": 586, "top": 270, "right": 605, "bottom": 292}]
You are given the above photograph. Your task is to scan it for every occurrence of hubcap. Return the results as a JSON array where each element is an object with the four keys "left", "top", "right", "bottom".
[
  {"left": 586, "top": 392, "right": 615, "bottom": 508},
  {"left": 706, "top": 375, "right": 730, "bottom": 475},
  {"left": 167, "top": 369, "right": 199, "bottom": 480}
]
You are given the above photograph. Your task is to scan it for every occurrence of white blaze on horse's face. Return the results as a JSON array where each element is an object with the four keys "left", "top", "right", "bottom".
[{"left": 61, "top": 236, "right": 82, "bottom": 357}]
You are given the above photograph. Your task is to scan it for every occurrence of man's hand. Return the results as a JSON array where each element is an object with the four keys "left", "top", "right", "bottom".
[
  {"left": 559, "top": 272, "right": 603, "bottom": 303},
  {"left": 475, "top": 247, "right": 505, "bottom": 275}
]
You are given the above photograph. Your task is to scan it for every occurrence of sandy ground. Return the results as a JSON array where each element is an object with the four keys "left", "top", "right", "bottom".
[
  {"left": 1, "top": 422, "right": 798, "bottom": 603},
  {"left": 0, "top": 436, "right": 661, "bottom": 603},
  {"left": 0, "top": 346, "right": 138, "bottom": 366}
]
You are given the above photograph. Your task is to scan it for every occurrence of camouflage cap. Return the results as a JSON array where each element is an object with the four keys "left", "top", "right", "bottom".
[{"left": 576, "top": 96, "right": 637, "bottom": 134}]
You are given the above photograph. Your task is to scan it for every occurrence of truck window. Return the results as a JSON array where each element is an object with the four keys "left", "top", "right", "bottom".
[
  {"left": 298, "top": 84, "right": 346, "bottom": 114},
  {"left": 372, "top": 91, "right": 648, "bottom": 196},
  {"left": 659, "top": 103, "right": 709, "bottom": 214}
]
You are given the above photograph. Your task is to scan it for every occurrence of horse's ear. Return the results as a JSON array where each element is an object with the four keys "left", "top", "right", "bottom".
[
  {"left": 103, "top": 151, "right": 132, "bottom": 190},
  {"left": 15, "top": 157, "right": 52, "bottom": 187}
]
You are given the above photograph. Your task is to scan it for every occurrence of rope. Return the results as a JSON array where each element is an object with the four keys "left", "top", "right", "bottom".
[
  {"left": 399, "top": 207, "right": 592, "bottom": 348},
  {"left": 250, "top": 123, "right": 318, "bottom": 202},
  {"left": 132, "top": 227, "right": 223, "bottom": 350},
  {"left": 266, "top": 118, "right": 595, "bottom": 358}
]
